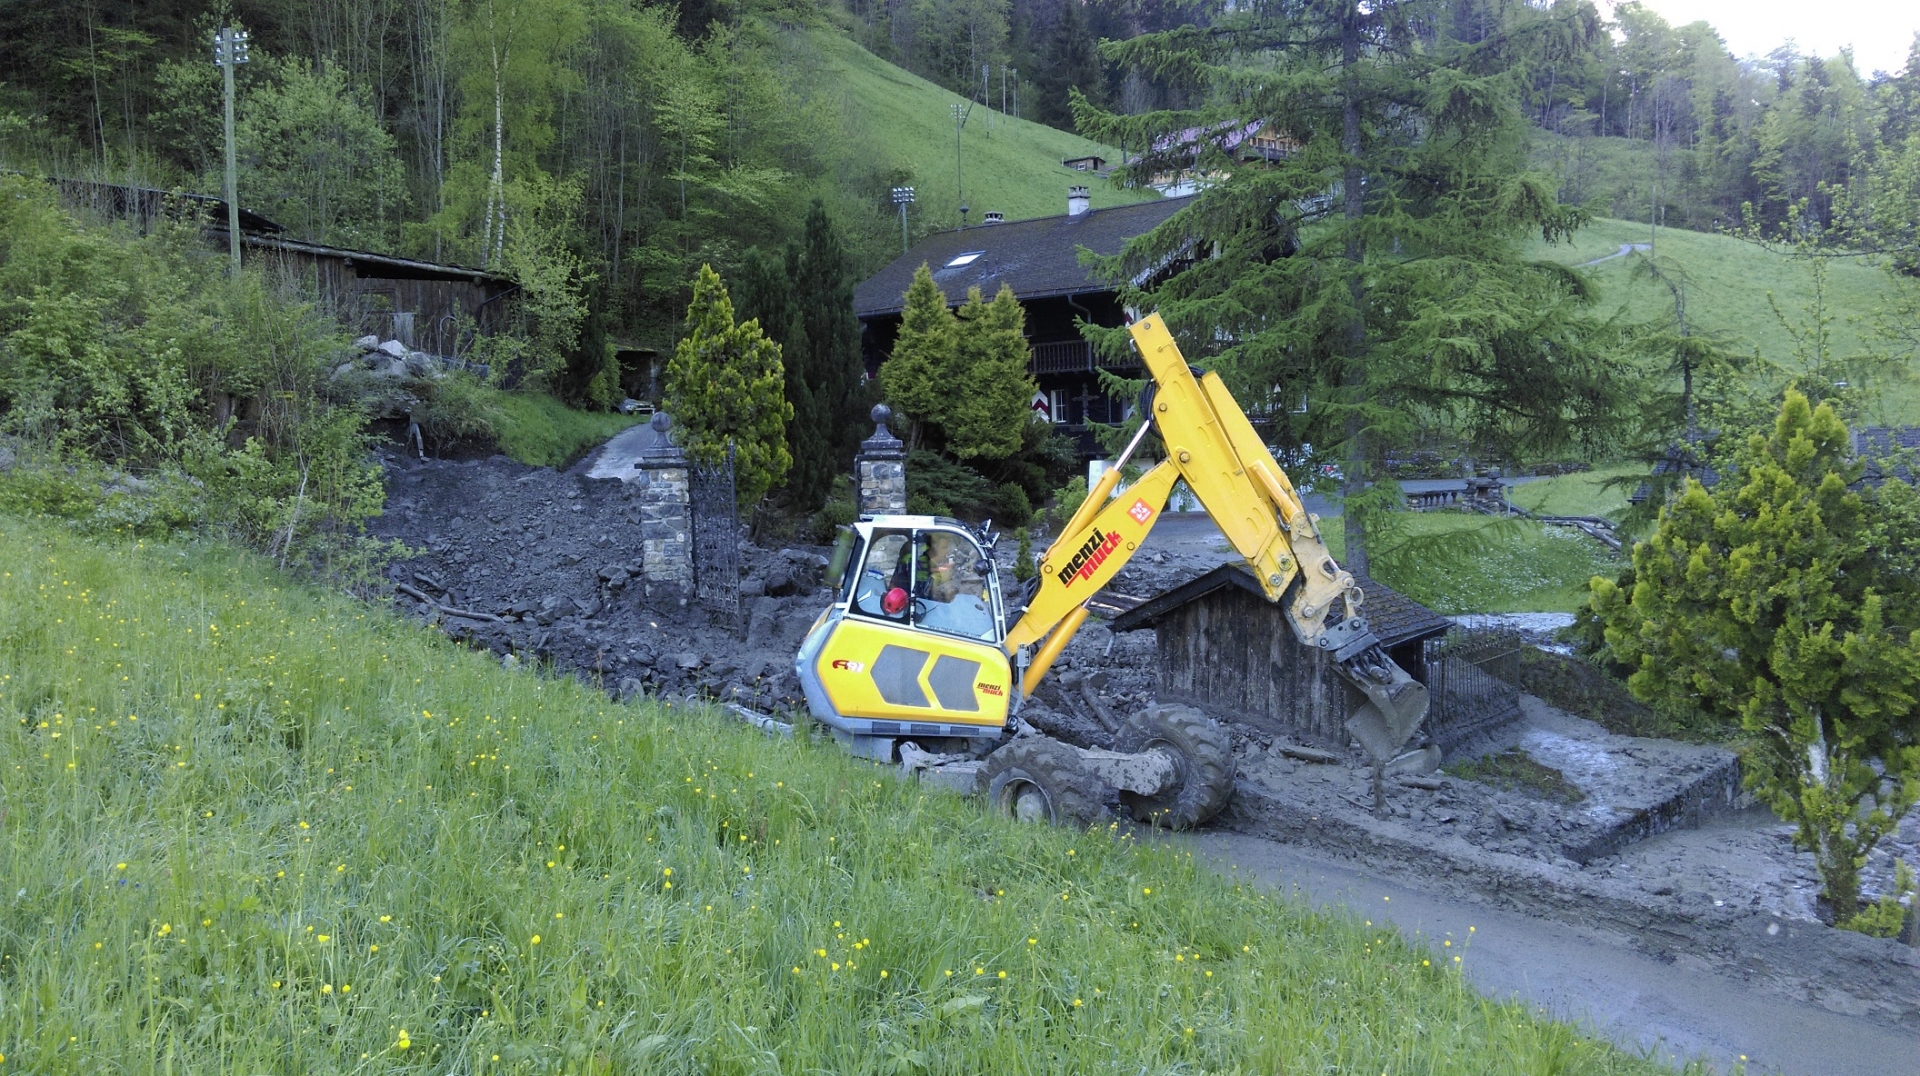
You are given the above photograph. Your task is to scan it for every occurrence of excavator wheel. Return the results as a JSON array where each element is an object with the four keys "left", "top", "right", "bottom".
[
  {"left": 980, "top": 738, "right": 1110, "bottom": 827},
  {"left": 1113, "top": 705, "right": 1236, "bottom": 830}
]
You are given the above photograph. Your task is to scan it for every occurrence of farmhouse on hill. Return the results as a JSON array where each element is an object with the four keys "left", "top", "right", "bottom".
[{"left": 852, "top": 188, "right": 1193, "bottom": 458}]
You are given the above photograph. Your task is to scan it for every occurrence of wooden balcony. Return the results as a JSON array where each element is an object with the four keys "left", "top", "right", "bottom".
[{"left": 1028, "top": 339, "right": 1142, "bottom": 375}]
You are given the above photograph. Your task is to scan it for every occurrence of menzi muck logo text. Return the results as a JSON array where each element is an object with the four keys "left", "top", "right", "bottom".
[{"left": 1057, "top": 528, "right": 1123, "bottom": 587}]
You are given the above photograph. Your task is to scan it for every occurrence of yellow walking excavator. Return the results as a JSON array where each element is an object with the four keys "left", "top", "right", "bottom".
[{"left": 794, "top": 314, "right": 1430, "bottom": 828}]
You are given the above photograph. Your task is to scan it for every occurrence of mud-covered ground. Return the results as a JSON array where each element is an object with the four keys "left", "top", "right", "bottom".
[{"left": 371, "top": 445, "right": 1918, "bottom": 1030}]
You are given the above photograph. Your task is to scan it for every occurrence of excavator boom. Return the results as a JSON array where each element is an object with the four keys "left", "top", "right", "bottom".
[{"left": 1009, "top": 314, "right": 1430, "bottom": 771}]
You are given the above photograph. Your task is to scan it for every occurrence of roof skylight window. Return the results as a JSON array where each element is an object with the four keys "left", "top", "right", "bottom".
[{"left": 944, "top": 251, "right": 985, "bottom": 268}]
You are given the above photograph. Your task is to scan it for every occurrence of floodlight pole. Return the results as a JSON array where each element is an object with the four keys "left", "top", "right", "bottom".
[
  {"left": 213, "top": 26, "right": 250, "bottom": 276},
  {"left": 891, "top": 186, "right": 915, "bottom": 256}
]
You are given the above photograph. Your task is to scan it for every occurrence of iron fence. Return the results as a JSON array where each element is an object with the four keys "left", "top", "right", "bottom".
[
  {"left": 1421, "top": 628, "right": 1524, "bottom": 751},
  {"left": 688, "top": 441, "right": 743, "bottom": 637}
]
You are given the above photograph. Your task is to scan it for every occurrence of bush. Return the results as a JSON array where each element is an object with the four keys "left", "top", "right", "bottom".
[
  {"left": 0, "top": 175, "right": 388, "bottom": 576},
  {"left": 985, "top": 481, "right": 1033, "bottom": 527},
  {"left": 1842, "top": 860, "right": 1915, "bottom": 938},
  {"left": 410, "top": 371, "right": 504, "bottom": 454},
  {"left": 905, "top": 449, "right": 997, "bottom": 519},
  {"left": 809, "top": 474, "right": 860, "bottom": 543},
  {"left": 1046, "top": 476, "right": 1089, "bottom": 531}
]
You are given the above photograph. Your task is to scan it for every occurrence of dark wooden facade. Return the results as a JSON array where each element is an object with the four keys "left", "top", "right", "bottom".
[
  {"left": 1112, "top": 565, "right": 1450, "bottom": 750},
  {"left": 852, "top": 195, "right": 1193, "bottom": 459},
  {"left": 234, "top": 235, "right": 516, "bottom": 359},
  {"left": 45, "top": 177, "right": 515, "bottom": 359}
]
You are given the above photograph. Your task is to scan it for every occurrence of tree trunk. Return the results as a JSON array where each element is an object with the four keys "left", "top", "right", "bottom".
[{"left": 1339, "top": 1, "right": 1369, "bottom": 577}]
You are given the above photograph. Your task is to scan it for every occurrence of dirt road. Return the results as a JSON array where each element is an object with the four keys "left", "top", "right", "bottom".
[{"left": 1185, "top": 831, "right": 1917, "bottom": 1076}]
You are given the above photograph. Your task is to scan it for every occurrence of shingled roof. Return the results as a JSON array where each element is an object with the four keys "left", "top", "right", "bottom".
[
  {"left": 852, "top": 196, "right": 1190, "bottom": 317},
  {"left": 1107, "top": 563, "right": 1451, "bottom": 649}
]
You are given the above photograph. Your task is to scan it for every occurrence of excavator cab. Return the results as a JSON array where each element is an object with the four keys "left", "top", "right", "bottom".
[{"left": 795, "top": 517, "right": 1016, "bottom": 760}]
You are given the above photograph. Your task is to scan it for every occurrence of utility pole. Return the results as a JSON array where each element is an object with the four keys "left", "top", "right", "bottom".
[
  {"left": 952, "top": 102, "right": 971, "bottom": 226},
  {"left": 891, "top": 186, "right": 915, "bottom": 255},
  {"left": 1002, "top": 65, "right": 1008, "bottom": 114},
  {"left": 1010, "top": 70, "right": 1017, "bottom": 120},
  {"left": 212, "top": 25, "right": 250, "bottom": 276}
]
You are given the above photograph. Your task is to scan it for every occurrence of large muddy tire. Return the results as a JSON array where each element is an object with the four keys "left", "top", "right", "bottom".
[
  {"left": 980, "top": 738, "right": 1109, "bottom": 827},
  {"left": 1113, "top": 705, "right": 1235, "bottom": 829}
]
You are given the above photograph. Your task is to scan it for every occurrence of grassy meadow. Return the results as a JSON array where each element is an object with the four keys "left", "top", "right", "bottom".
[
  {"left": 798, "top": 29, "right": 1159, "bottom": 230},
  {"left": 1524, "top": 217, "right": 1918, "bottom": 423},
  {"left": 1317, "top": 508, "right": 1622, "bottom": 615},
  {"left": 1507, "top": 466, "right": 1641, "bottom": 521},
  {"left": 486, "top": 392, "right": 644, "bottom": 469},
  {"left": 0, "top": 514, "right": 1691, "bottom": 1074}
]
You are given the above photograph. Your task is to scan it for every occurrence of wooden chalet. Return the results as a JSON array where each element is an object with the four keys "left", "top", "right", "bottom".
[{"left": 852, "top": 190, "right": 1193, "bottom": 458}]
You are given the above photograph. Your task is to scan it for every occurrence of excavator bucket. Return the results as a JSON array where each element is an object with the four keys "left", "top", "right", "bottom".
[{"left": 1343, "top": 662, "right": 1430, "bottom": 767}]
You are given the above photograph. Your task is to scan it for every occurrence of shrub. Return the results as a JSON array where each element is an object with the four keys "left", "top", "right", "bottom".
[
  {"left": 1591, "top": 391, "right": 1920, "bottom": 920},
  {"left": 0, "top": 175, "right": 389, "bottom": 576},
  {"left": 809, "top": 474, "right": 859, "bottom": 543},
  {"left": 1047, "top": 476, "right": 1089, "bottom": 531},
  {"left": 410, "top": 371, "right": 504, "bottom": 454}
]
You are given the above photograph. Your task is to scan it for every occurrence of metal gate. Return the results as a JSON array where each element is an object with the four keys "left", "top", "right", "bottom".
[
  {"left": 688, "top": 441, "right": 743, "bottom": 636},
  {"left": 1421, "top": 629, "right": 1524, "bottom": 751}
]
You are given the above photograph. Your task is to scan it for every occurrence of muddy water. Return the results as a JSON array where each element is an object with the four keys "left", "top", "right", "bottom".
[{"left": 1186, "top": 831, "right": 1918, "bottom": 1076}]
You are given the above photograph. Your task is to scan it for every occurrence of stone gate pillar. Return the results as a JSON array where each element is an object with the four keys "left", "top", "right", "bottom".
[
  {"left": 856, "top": 404, "right": 907, "bottom": 515},
  {"left": 633, "top": 412, "right": 693, "bottom": 599}
]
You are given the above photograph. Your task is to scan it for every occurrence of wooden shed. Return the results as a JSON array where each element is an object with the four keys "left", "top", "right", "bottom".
[{"left": 1109, "top": 565, "right": 1452, "bottom": 750}]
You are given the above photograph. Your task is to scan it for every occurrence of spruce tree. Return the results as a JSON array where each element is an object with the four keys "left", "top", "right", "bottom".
[
  {"left": 734, "top": 200, "right": 867, "bottom": 509},
  {"left": 792, "top": 200, "right": 866, "bottom": 506},
  {"left": 1592, "top": 391, "right": 1920, "bottom": 922},
  {"left": 878, "top": 263, "right": 961, "bottom": 449},
  {"left": 1033, "top": 0, "right": 1103, "bottom": 131},
  {"left": 948, "top": 284, "right": 1037, "bottom": 460},
  {"left": 1075, "top": 0, "right": 1627, "bottom": 571},
  {"left": 663, "top": 264, "right": 793, "bottom": 509}
]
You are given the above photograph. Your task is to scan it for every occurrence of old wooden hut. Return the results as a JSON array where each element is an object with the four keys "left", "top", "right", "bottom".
[
  {"left": 47, "top": 177, "right": 515, "bottom": 358},
  {"left": 1109, "top": 565, "right": 1454, "bottom": 750}
]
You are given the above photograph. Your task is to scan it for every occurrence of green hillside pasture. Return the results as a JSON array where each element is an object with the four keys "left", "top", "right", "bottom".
[
  {"left": 1524, "top": 218, "right": 1916, "bottom": 421},
  {"left": 801, "top": 30, "right": 1159, "bottom": 229},
  {"left": 0, "top": 516, "right": 1686, "bottom": 1074}
]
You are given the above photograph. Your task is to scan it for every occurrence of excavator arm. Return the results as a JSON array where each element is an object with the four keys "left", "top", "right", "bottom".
[{"left": 1006, "top": 314, "right": 1430, "bottom": 770}]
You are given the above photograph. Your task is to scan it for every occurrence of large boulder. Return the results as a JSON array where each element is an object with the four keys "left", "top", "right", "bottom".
[{"left": 377, "top": 339, "right": 410, "bottom": 358}]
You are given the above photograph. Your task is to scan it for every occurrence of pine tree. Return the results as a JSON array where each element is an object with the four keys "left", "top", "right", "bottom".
[
  {"left": 1033, "top": 0, "right": 1102, "bottom": 131},
  {"left": 1075, "top": 0, "right": 1627, "bottom": 572},
  {"left": 947, "top": 284, "right": 1036, "bottom": 460},
  {"left": 663, "top": 264, "right": 793, "bottom": 509},
  {"left": 792, "top": 200, "right": 867, "bottom": 506},
  {"left": 732, "top": 202, "right": 865, "bottom": 509},
  {"left": 877, "top": 263, "right": 960, "bottom": 448},
  {"left": 1592, "top": 391, "right": 1920, "bottom": 922}
]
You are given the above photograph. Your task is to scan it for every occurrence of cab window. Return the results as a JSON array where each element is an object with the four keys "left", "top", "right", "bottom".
[
  {"left": 847, "top": 529, "right": 998, "bottom": 642},
  {"left": 913, "top": 530, "right": 997, "bottom": 642},
  {"left": 851, "top": 532, "right": 912, "bottom": 619}
]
